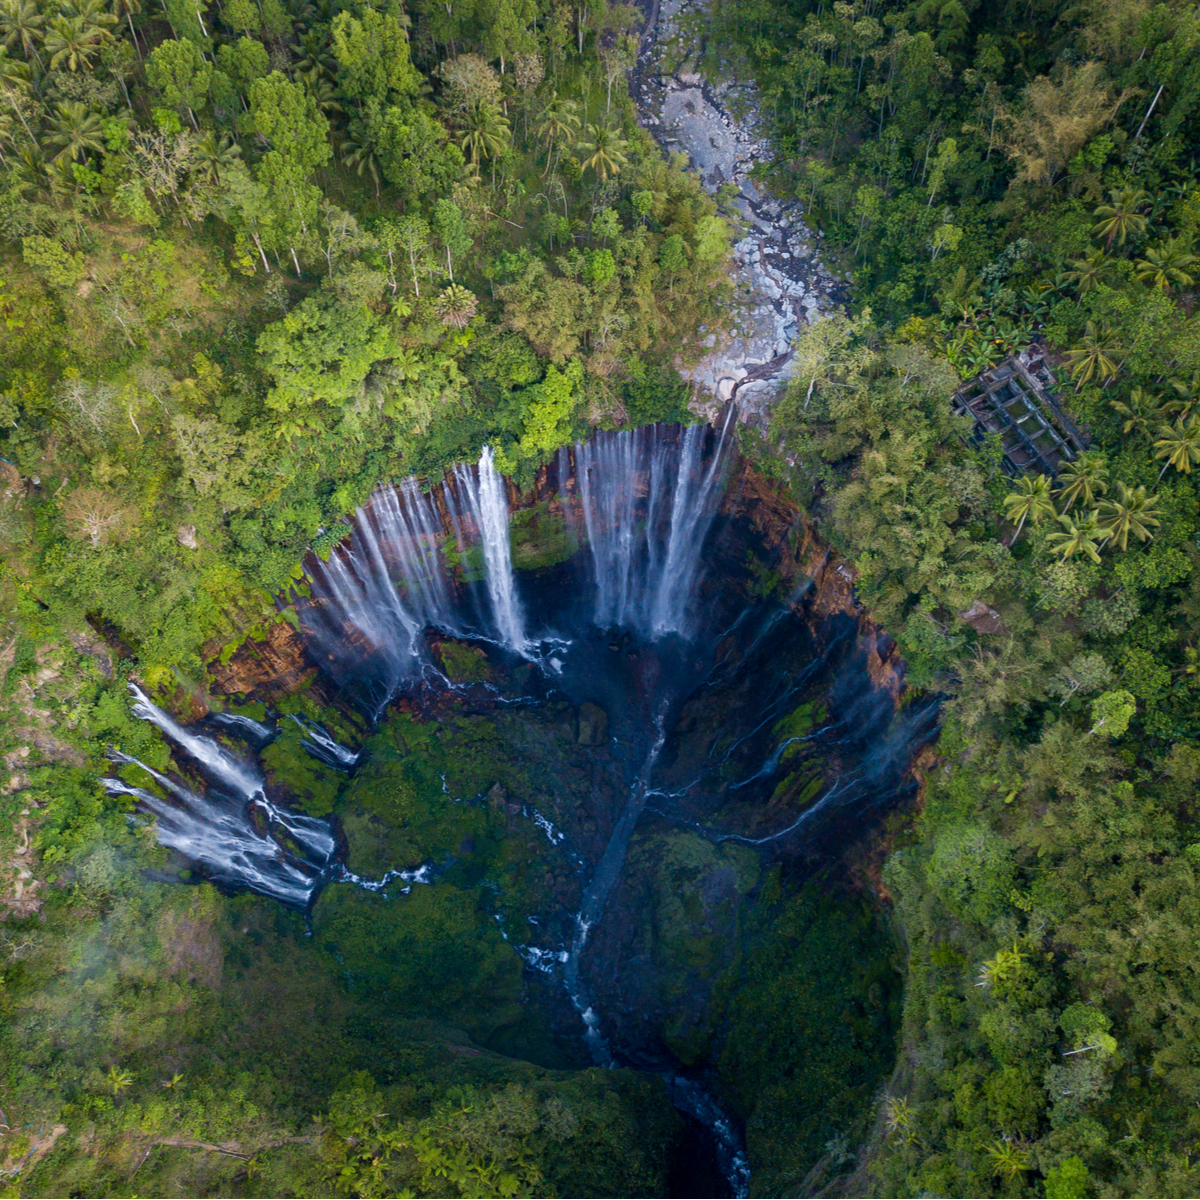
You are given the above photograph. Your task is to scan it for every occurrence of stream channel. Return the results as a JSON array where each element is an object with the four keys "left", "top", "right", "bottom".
[{"left": 632, "top": 0, "right": 843, "bottom": 419}]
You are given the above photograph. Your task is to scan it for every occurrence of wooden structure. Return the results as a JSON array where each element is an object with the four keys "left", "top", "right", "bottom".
[{"left": 952, "top": 346, "right": 1087, "bottom": 477}]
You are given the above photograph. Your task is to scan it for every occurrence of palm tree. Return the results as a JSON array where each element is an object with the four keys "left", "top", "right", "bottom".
[
  {"left": 306, "top": 76, "right": 343, "bottom": 120},
  {"left": 338, "top": 123, "right": 381, "bottom": 197},
  {"left": 1092, "top": 187, "right": 1148, "bottom": 249},
  {"left": 458, "top": 101, "right": 510, "bottom": 165},
  {"left": 0, "top": 0, "right": 44, "bottom": 65},
  {"left": 61, "top": 0, "right": 117, "bottom": 28},
  {"left": 577, "top": 122, "right": 628, "bottom": 182},
  {"left": 0, "top": 52, "right": 36, "bottom": 141},
  {"left": 1058, "top": 246, "right": 1110, "bottom": 294},
  {"left": 110, "top": 0, "right": 142, "bottom": 55},
  {"left": 1002, "top": 473, "right": 1055, "bottom": 539},
  {"left": 1047, "top": 510, "right": 1104, "bottom": 563},
  {"left": 1169, "top": 371, "right": 1200, "bottom": 420},
  {"left": 1054, "top": 451, "right": 1108, "bottom": 512},
  {"left": 433, "top": 283, "right": 477, "bottom": 329},
  {"left": 1063, "top": 321, "right": 1119, "bottom": 391},
  {"left": 1154, "top": 415, "right": 1200, "bottom": 480},
  {"left": 1097, "top": 482, "right": 1161, "bottom": 550},
  {"left": 107, "top": 1066, "right": 134, "bottom": 1096},
  {"left": 13, "top": 142, "right": 48, "bottom": 192},
  {"left": 1135, "top": 237, "right": 1198, "bottom": 292},
  {"left": 291, "top": 28, "right": 335, "bottom": 85},
  {"left": 193, "top": 130, "right": 241, "bottom": 184},
  {"left": 44, "top": 14, "right": 108, "bottom": 71},
  {"left": 44, "top": 101, "right": 105, "bottom": 165},
  {"left": 1109, "top": 386, "right": 1180, "bottom": 440},
  {"left": 986, "top": 1140, "right": 1030, "bottom": 1182},
  {"left": 536, "top": 94, "right": 579, "bottom": 179}
]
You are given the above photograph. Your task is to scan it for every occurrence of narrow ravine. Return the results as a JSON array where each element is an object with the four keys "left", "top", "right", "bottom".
[{"left": 633, "top": 0, "right": 843, "bottom": 419}]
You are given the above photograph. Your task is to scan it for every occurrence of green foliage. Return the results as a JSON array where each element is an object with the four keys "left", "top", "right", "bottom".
[
  {"left": 257, "top": 295, "right": 395, "bottom": 423},
  {"left": 715, "top": 880, "right": 900, "bottom": 1195}
]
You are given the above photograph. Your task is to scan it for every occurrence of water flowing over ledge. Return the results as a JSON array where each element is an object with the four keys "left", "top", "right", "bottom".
[
  {"left": 299, "top": 417, "right": 736, "bottom": 715},
  {"left": 113, "top": 419, "right": 937, "bottom": 1198}
]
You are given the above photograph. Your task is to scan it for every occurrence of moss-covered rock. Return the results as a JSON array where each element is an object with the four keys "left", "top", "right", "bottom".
[{"left": 312, "top": 882, "right": 525, "bottom": 1041}]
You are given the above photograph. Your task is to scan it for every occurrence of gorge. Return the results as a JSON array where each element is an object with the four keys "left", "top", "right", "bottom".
[{"left": 106, "top": 419, "right": 936, "bottom": 1195}]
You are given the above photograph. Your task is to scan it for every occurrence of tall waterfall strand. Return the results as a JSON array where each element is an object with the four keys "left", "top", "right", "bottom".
[
  {"left": 108, "top": 689, "right": 338, "bottom": 907},
  {"left": 454, "top": 446, "right": 529, "bottom": 655},
  {"left": 130, "top": 683, "right": 263, "bottom": 798},
  {"left": 303, "top": 479, "right": 466, "bottom": 708},
  {"left": 574, "top": 412, "right": 735, "bottom": 638}
]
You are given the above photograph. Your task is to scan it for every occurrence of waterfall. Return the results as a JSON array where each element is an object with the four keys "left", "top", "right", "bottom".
[
  {"left": 297, "top": 420, "right": 736, "bottom": 713},
  {"left": 130, "top": 684, "right": 263, "bottom": 798},
  {"left": 109, "top": 685, "right": 338, "bottom": 906},
  {"left": 210, "top": 711, "right": 275, "bottom": 741},
  {"left": 303, "top": 479, "right": 464, "bottom": 709},
  {"left": 103, "top": 749, "right": 336, "bottom": 908},
  {"left": 572, "top": 415, "right": 734, "bottom": 638},
  {"left": 453, "top": 446, "right": 528, "bottom": 654},
  {"left": 289, "top": 714, "right": 361, "bottom": 771}
]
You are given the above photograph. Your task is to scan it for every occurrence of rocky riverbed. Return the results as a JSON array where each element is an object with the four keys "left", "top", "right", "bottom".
[{"left": 633, "top": 0, "right": 843, "bottom": 421}]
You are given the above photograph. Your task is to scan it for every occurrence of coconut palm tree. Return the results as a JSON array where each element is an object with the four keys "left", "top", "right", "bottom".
[
  {"left": 193, "top": 130, "right": 241, "bottom": 185},
  {"left": 110, "top": 0, "right": 141, "bottom": 55},
  {"left": 61, "top": 0, "right": 117, "bottom": 27},
  {"left": 1097, "top": 482, "right": 1161, "bottom": 550},
  {"left": 0, "top": 52, "right": 36, "bottom": 140},
  {"left": 306, "top": 75, "right": 343, "bottom": 120},
  {"left": 458, "top": 100, "right": 510, "bottom": 165},
  {"left": 1109, "top": 386, "right": 1181, "bottom": 440},
  {"left": 1054, "top": 451, "right": 1108, "bottom": 512},
  {"left": 1002, "top": 473, "right": 1056, "bottom": 540},
  {"left": 44, "top": 13, "right": 109, "bottom": 71},
  {"left": 291, "top": 28, "right": 335, "bottom": 85},
  {"left": 577, "top": 122, "right": 628, "bottom": 182},
  {"left": 13, "top": 142, "right": 47, "bottom": 191},
  {"left": 434, "top": 283, "right": 477, "bottom": 329},
  {"left": 1047, "top": 510, "right": 1104, "bottom": 563},
  {"left": 1135, "top": 237, "right": 1198, "bottom": 293},
  {"left": 1058, "top": 246, "right": 1110, "bottom": 294},
  {"left": 1063, "top": 321, "right": 1119, "bottom": 390},
  {"left": 44, "top": 100, "right": 105, "bottom": 165},
  {"left": 0, "top": 0, "right": 44, "bottom": 65},
  {"left": 1092, "top": 187, "right": 1148, "bottom": 249},
  {"left": 338, "top": 122, "right": 381, "bottom": 197},
  {"left": 536, "top": 93, "right": 578, "bottom": 179},
  {"left": 1168, "top": 371, "right": 1200, "bottom": 420},
  {"left": 1154, "top": 415, "right": 1200, "bottom": 480}
]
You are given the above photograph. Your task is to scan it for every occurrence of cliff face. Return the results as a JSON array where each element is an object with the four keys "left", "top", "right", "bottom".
[
  {"left": 206, "top": 619, "right": 318, "bottom": 706},
  {"left": 197, "top": 448, "right": 910, "bottom": 719}
]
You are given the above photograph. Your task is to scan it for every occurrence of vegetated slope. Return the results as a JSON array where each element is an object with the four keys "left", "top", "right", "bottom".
[
  {"left": 0, "top": 0, "right": 749, "bottom": 1193},
  {"left": 705, "top": 0, "right": 1200, "bottom": 1194}
]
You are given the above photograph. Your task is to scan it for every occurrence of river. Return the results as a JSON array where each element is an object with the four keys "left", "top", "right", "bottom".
[{"left": 632, "top": 0, "right": 843, "bottom": 421}]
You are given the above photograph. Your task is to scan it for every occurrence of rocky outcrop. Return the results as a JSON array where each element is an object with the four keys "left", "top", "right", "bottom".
[{"left": 206, "top": 618, "right": 318, "bottom": 701}]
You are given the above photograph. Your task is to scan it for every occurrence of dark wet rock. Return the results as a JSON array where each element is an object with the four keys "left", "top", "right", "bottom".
[{"left": 577, "top": 702, "right": 609, "bottom": 746}]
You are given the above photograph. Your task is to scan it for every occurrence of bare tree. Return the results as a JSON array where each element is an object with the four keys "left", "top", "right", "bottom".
[
  {"left": 57, "top": 377, "right": 117, "bottom": 434},
  {"left": 60, "top": 486, "right": 131, "bottom": 548}
]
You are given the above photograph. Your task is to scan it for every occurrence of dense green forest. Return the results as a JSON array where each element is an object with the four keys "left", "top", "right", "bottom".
[
  {"left": 701, "top": 0, "right": 1200, "bottom": 1194},
  {"left": 5, "top": 0, "right": 1200, "bottom": 1193}
]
